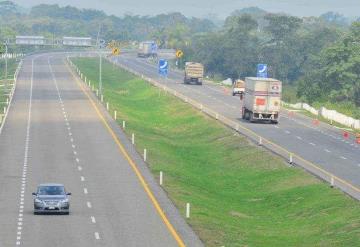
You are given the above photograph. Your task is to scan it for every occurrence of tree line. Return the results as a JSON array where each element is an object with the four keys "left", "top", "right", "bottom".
[{"left": 1, "top": 1, "right": 359, "bottom": 114}]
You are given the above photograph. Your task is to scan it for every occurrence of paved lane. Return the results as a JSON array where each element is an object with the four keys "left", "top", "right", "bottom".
[
  {"left": 0, "top": 53, "right": 202, "bottom": 247},
  {"left": 112, "top": 54, "right": 360, "bottom": 190}
]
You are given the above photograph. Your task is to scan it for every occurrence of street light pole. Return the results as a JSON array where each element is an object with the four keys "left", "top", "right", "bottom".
[
  {"left": 99, "top": 51, "right": 102, "bottom": 95},
  {"left": 5, "top": 41, "right": 8, "bottom": 90},
  {"left": 96, "top": 24, "right": 103, "bottom": 95}
]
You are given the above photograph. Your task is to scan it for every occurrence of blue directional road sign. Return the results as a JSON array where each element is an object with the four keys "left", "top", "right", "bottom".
[
  {"left": 158, "top": 59, "right": 168, "bottom": 77},
  {"left": 257, "top": 64, "right": 268, "bottom": 78}
]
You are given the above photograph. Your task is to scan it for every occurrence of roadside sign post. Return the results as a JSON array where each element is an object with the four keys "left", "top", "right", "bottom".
[
  {"left": 175, "top": 50, "right": 184, "bottom": 69},
  {"left": 257, "top": 64, "right": 268, "bottom": 78}
]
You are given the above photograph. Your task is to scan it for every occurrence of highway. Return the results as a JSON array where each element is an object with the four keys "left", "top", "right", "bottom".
[
  {"left": 0, "top": 53, "right": 203, "bottom": 246},
  {"left": 112, "top": 54, "right": 360, "bottom": 194}
]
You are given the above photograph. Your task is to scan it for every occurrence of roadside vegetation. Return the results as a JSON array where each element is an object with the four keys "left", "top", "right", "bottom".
[
  {"left": 73, "top": 57, "right": 360, "bottom": 247},
  {"left": 1, "top": 1, "right": 359, "bottom": 117}
]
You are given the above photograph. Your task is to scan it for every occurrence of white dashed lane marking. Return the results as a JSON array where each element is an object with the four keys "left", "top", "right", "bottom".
[
  {"left": 15, "top": 58, "right": 35, "bottom": 246},
  {"left": 87, "top": 202, "right": 92, "bottom": 208},
  {"left": 324, "top": 149, "right": 331, "bottom": 153},
  {"left": 94, "top": 232, "right": 100, "bottom": 240},
  {"left": 84, "top": 188, "right": 88, "bottom": 194},
  {"left": 91, "top": 216, "right": 96, "bottom": 223},
  {"left": 80, "top": 176, "right": 85, "bottom": 182}
]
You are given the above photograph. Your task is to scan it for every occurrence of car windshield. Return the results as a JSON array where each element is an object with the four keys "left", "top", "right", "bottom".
[{"left": 37, "top": 186, "right": 65, "bottom": 195}]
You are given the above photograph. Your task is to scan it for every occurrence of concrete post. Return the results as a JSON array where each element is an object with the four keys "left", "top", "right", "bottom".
[
  {"left": 159, "top": 171, "right": 163, "bottom": 185},
  {"left": 144, "top": 149, "right": 147, "bottom": 162},
  {"left": 186, "top": 203, "right": 190, "bottom": 218},
  {"left": 132, "top": 133, "right": 135, "bottom": 145},
  {"left": 122, "top": 120, "right": 126, "bottom": 129},
  {"left": 114, "top": 111, "right": 117, "bottom": 120}
]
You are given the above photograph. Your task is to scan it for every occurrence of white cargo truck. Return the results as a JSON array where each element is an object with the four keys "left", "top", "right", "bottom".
[
  {"left": 242, "top": 77, "right": 282, "bottom": 124},
  {"left": 137, "top": 41, "right": 157, "bottom": 58}
]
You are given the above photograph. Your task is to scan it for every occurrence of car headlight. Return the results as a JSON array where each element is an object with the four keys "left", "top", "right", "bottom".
[
  {"left": 34, "top": 199, "right": 43, "bottom": 204},
  {"left": 61, "top": 199, "right": 69, "bottom": 204}
]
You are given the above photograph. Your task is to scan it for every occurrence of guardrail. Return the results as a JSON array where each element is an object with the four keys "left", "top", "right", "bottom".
[
  {"left": 67, "top": 54, "right": 360, "bottom": 201},
  {"left": 0, "top": 59, "right": 23, "bottom": 134}
]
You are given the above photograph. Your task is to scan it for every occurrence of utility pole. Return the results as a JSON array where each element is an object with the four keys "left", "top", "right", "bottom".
[{"left": 96, "top": 24, "right": 103, "bottom": 95}]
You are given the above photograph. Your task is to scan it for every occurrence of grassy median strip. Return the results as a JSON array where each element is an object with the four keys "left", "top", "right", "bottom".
[{"left": 72, "top": 57, "right": 360, "bottom": 247}]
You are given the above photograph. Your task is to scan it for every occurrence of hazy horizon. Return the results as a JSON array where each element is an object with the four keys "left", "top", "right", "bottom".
[{"left": 11, "top": 0, "right": 360, "bottom": 19}]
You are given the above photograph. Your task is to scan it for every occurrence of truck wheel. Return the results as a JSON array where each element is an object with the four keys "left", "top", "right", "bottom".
[
  {"left": 271, "top": 120, "right": 278, "bottom": 124},
  {"left": 249, "top": 112, "right": 255, "bottom": 123},
  {"left": 244, "top": 111, "right": 250, "bottom": 121},
  {"left": 242, "top": 109, "right": 246, "bottom": 119}
]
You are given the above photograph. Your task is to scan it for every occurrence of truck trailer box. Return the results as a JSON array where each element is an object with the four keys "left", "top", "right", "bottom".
[
  {"left": 184, "top": 62, "right": 204, "bottom": 85},
  {"left": 242, "top": 77, "right": 282, "bottom": 123}
]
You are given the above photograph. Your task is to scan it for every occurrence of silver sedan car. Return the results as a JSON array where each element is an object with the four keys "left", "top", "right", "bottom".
[{"left": 32, "top": 183, "right": 71, "bottom": 215}]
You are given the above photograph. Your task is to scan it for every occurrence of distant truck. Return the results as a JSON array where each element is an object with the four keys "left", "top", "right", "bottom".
[
  {"left": 137, "top": 41, "right": 157, "bottom": 58},
  {"left": 184, "top": 62, "right": 204, "bottom": 85},
  {"left": 232, "top": 80, "right": 245, "bottom": 96},
  {"left": 241, "top": 77, "right": 282, "bottom": 124}
]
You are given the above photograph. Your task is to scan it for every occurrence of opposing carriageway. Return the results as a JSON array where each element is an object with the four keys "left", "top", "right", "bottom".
[
  {"left": 109, "top": 53, "right": 360, "bottom": 200},
  {"left": 0, "top": 53, "right": 203, "bottom": 247}
]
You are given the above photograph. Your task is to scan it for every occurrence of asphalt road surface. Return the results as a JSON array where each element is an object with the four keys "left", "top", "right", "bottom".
[
  {"left": 112, "top": 54, "right": 360, "bottom": 192},
  {"left": 0, "top": 53, "right": 203, "bottom": 247}
]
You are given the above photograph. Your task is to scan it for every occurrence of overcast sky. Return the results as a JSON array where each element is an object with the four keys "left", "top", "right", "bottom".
[{"left": 12, "top": 0, "right": 360, "bottom": 19}]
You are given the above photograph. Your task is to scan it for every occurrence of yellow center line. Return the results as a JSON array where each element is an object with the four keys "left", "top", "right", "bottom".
[{"left": 64, "top": 59, "right": 186, "bottom": 247}]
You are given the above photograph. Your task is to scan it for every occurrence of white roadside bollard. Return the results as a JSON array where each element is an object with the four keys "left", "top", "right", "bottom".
[
  {"left": 289, "top": 153, "right": 293, "bottom": 165},
  {"left": 143, "top": 149, "right": 147, "bottom": 162},
  {"left": 114, "top": 111, "right": 117, "bottom": 120},
  {"left": 3, "top": 107, "right": 6, "bottom": 114},
  {"left": 186, "top": 203, "right": 190, "bottom": 218},
  {"left": 159, "top": 171, "right": 163, "bottom": 185},
  {"left": 200, "top": 104, "right": 203, "bottom": 111},
  {"left": 101, "top": 95, "right": 104, "bottom": 102},
  {"left": 259, "top": 137, "right": 262, "bottom": 146},
  {"left": 122, "top": 120, "right": 126, "bottom": 129},
  {"left": 330, "top": 176, "right": 335, "bottom": 188},
  {"left": 216, "top": 113, "right": 219, "bottom": 120},
  {"left": 106, "top": 102, "right": 109, "bottom": 111},
  {"left": 132, "top": 133, "right": 135, "bottom": 145}
]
